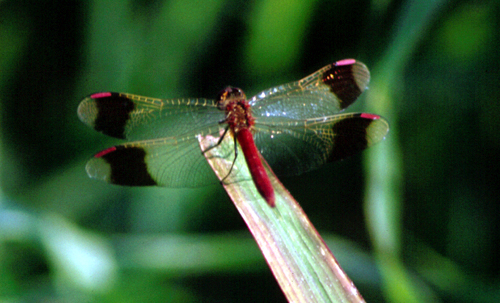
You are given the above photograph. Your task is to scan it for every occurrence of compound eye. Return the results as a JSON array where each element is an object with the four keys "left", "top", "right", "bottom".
[
  {"left": 216, "top": 86, "right": 246, "bottom": 110},
  {"left": 233, "top": 87, "right": 243, "bottom": 97},
  {"left": 216, "top": 87, "right": 232, "bottom": 109},
  {"left": 228, "top": 87, "right": 246, "bottom": 100},
  {"left": 218, "top": 87, "right": 234, "bottom": 99}
]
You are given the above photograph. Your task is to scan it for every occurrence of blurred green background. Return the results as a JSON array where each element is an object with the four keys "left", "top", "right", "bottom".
[{"left": 1, "top": 0, "right": 499, "bottom": 302}]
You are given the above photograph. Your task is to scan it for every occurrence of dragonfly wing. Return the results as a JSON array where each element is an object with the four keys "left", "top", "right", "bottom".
[
  {"left": 254, "top": 113, "right": 389, "bottom": 177},
  {"left": 85, "top": 131, "right": 228, "bottom": 188},
  {"left": 78, "top": 92, "right": 223, "bottom": 140},
  {"left": 249, "top": 59, "right": 370, "bottom": 120}
]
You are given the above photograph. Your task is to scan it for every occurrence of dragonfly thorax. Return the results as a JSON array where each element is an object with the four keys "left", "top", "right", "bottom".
[{"left": 217, "top": 86, "right": 255, "bottom": 133}]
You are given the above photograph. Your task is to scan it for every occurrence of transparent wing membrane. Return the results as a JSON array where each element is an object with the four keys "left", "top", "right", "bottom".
[
  {"left": 254, "top": 113, "right": 388, "bottom": 176},
  {"left": 78, "top": 92, "right": 223, "bottom": 140},
  {"left": 78, "top": 59, "right": 388, "bottom": 188}
]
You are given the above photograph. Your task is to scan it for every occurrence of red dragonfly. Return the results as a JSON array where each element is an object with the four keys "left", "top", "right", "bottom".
[{"left": 78, "top": 59, "right": 388, "bottom": 207}]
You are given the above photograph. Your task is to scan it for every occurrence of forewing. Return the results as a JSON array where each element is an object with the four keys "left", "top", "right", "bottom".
[
  {"left": 249, "top": 59, "right": 370, "bottom": 121},
  {"left": 77, "top": 92, "right": 223, "bottom": 140},
  {"left": 253, "top": 113, "right": 389, "bottom": 176}
]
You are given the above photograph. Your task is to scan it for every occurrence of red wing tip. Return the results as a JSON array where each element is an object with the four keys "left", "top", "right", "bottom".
[
  {"left": 94, "top": 146, "right": 117, "bottom": 158},
  {"left": 90, "top": 92, "right": 113, "bottom": 99},
  {"left": 360, "top": 113, "right": 381, "bottom": 120},
  {"left": 335, "top": 58, "right": 356, "bottom": 66}
]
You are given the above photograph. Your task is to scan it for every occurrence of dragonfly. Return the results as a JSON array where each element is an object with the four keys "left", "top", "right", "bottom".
[{"left": 78, "top": 59, "right": 389, "bottom": 207}]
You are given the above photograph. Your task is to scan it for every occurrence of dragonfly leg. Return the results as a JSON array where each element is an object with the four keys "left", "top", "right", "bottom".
[
  {"left": 202, "top": 126, "right": 229, "bottom": 154},
  {"left": 220, "top": 134, "right": 238, "bottom": 184},
  {"left": 200, "top": 126, "right": 238, "bottom": 184}
]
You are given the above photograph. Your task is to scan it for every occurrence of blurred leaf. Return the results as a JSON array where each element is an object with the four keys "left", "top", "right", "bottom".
[
  {"left": 364, "top": 0, "right": 450, "bottom": 302},
  {"left": 39, "top": 214, "right": 118, "bottom": 293},
  {"left": 434, "top": 3, "right": 495, "bottom": 65},
  {"left": 245, "top": 0, "right": 319, "bottom": 79}
]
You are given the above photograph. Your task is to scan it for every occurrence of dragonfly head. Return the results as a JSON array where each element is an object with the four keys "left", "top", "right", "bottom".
[{"left": 216, "top": 86, "right": 247, "bottom": 110}]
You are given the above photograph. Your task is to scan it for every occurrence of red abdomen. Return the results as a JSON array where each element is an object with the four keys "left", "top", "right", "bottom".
[{"left": 237, "top": 129, "right": 275, "bottom": 206}]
